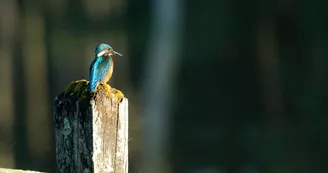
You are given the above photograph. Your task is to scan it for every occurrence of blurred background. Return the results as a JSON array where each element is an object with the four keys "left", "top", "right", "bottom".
[{"left": 1, "top": 0, "right": 328, "bottom": 173}]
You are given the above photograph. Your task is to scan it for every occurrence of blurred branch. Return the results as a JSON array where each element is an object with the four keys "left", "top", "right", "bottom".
[{"left": 140, "top": 0, "right": 183, "bottom": 172}]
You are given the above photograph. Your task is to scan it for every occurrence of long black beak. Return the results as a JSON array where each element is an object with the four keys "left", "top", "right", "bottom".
[{"left": 112, "top": 50, "right": 123, "bottom": 56}]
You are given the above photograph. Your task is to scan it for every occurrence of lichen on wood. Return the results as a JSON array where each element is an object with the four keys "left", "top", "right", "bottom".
[{"left": 54, "top": 84, "right": 128, "bottom": 173}]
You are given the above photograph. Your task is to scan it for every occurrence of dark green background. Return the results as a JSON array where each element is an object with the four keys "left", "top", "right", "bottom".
[{"left": 1, "top": 0, "right": 328, "bottom": 172}]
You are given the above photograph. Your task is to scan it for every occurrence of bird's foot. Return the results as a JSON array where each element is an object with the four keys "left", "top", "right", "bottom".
[{"left": 99, "top": 83, "right": 112, "bottom": 93}]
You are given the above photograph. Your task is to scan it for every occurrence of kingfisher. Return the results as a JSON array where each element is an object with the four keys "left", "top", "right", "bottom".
[{"left": 88, "top": 43, "right": 123, "bottom": 92}]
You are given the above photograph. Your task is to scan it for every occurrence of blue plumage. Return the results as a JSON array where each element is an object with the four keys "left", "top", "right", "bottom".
[
  {"left": 88, "top": 43, "right": 120, "bottom": 92},
  {"left": 95, "top": 43, "right": 112, "bottom": 56},
  {"left": 89, "top": 58, "right": 102, "bottom": 92}
]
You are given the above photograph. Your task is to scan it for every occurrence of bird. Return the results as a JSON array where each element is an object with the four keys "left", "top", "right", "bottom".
[{"left": 88, "top": 43, "right": 123, "bottom": 92}]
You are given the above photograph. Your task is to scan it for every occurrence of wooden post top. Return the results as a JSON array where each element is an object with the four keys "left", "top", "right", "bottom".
[{"left": 54, "top": 83, "right": 128, "bottom": 173}]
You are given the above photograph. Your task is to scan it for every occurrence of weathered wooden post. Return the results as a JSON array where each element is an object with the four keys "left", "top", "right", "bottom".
[{"left": 53, "top": 84, "right": 128, "bottom": 173}]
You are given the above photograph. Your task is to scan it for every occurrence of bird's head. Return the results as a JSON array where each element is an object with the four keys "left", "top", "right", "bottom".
[{"left": 95, "top": 43, "right": 123, "bottom": 58}]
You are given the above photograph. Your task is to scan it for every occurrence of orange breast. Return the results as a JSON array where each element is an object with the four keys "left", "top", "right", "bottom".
[{"left": 103, "top": 58, "right": 114, "bottom": 83}]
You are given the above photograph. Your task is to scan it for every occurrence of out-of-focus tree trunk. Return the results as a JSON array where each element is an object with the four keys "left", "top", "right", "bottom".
[
  {"left": 21, "top": 6, "right": 52, "bottom": 171},
  {"left": 141, "top": 0, "right": 183, "bottom": 172},
  {"left": 0, "top": 0, "right": 18, "bottom": 168},
  {"left": 257, "top": 19, "right": 284, "bottom": 132}
]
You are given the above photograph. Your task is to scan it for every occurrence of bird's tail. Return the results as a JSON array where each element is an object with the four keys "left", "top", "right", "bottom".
[{"left": 88, "top": 81, "right": 98, "bottom": 92}]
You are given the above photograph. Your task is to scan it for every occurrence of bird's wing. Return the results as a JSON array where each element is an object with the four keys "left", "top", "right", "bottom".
[{"left": 89, "top": 58, "right": 101, "bottom": 92}]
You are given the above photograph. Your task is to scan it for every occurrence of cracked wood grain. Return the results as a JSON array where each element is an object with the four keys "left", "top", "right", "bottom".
[{"left": 54, "top": 90, "right": 128, "bottom": 173}]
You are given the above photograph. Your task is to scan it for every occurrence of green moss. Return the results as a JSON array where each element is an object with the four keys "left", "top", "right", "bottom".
[{"left": 63, "top": 79, "right": 124, "bottom": 103}]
